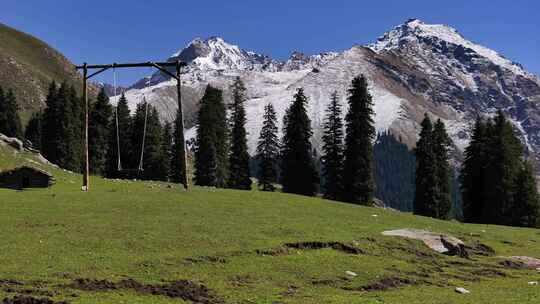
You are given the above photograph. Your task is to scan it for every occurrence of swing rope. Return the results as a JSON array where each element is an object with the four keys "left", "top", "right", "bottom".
[
  {"left": 113, "top": 67, "right": 122, "bottom": 171},
  {"left": 113, "top": 67, "right": 151, "bottom": 174},
  {"left": 137, "top": 73, "right": 151, "bottom": 172}
]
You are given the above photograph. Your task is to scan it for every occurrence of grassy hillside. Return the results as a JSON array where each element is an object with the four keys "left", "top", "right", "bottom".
[
  {"left": 0, "top": 23, "right": 96, "bottom": 123},
  {"left": 0, "top": 145, "right": 539, "bottom": 303}
]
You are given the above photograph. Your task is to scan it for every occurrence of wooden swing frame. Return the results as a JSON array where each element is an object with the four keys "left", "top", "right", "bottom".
[{"left": 75, "top": 61, "right": 188, "bottom": 191}]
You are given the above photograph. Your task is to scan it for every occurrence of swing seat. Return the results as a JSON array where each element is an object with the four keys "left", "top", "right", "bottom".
[{"left": 117, "top": 168, "right": 144, "bottom": 179}]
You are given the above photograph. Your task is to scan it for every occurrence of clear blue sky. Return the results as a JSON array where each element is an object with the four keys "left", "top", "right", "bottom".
[{"left": 2, "top": 0, "right": 539, "bottom": 85}]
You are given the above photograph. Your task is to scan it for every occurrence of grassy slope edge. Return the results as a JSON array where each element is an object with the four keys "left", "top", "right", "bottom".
[{"left": 0, "top": 145, "right": 539, "bottom": 303}]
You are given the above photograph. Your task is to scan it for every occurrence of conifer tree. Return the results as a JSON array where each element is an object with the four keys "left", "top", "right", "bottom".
[
  {"left": 513, "top": 160, "right": 540, "bottom": 227},
  {"left": 482, "top": 110, "right": 523, "bottom": 224},
  {"left": 432, "top": 119, "right": 452, "bottom": 219},
  {"left": 42, "top": 81, "right": 61, "bottom": 163},
  {"left": 0, "top": 89, "right": 23, "bottom": 139},
  {"left": 374, "top": 132, "right": 416, "bottom": 211},
  {"left": 414, "top": 114, "right": 437, "bottom": 216},
  {"left": 62, "top": 85, "right": 83, "bottom": 172},
  {"left": 140, "top": 107, "right": 168, "bottom": 181},
  {"left": 88, "top": 88, "right": 112, "bottom": 175},
  {"left": 461, "top": 117, "right": 489, "bottom": 223},
  {"left": 343, "top": 75, "right": 375, "bottom": 204},
  {"left": 321, "top": 91, "right": 344, "bottom": 200},
  {"left": 25, "top": 112, "right": 43, "bottom": 150},
  {"left": 106, "top": 93, "right": 132, "bottom": 177},
  {"left": 171, "top": 107, "right": 186, "bottom": 184},
  {"left": 194, "top": 85, "right": 228, "bottom": 187},
  {"left": 162, "top": 121, "right": 173, "bottom": 181},
  {"left": 227, "top": 77, "right": 252, "bottom": 190},
  {"left": 0, "top": 86, "right": 4, "bottom": 134},
  {"left": 280, "top": 88, "right": 318, "bottom": 196},
  {"left": 256, "top": 103, "right": 280, "bottom": 191}
]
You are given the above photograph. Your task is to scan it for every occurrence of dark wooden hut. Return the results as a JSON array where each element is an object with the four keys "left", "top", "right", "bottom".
[{"left": 0, "top": 166, "right": 55, "bottom": 190}]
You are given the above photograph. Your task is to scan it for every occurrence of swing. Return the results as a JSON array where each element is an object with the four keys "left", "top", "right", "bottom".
[{"left": 112, "top": 67, "right": 151, "bottom": 178}]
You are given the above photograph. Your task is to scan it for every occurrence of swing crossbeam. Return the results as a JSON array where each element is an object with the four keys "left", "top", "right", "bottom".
[{"left": 75, "top": 60, "right": 189, "bottom": 192}]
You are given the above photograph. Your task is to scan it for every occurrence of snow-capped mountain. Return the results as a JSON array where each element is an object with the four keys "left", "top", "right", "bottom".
[{"left": 115, "top": 19, "right": 540, "bottom": 167}]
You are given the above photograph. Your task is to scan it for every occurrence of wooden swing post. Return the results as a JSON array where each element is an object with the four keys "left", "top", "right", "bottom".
[{"left": 75, "top": 61, "right": 188, "bottom": 191}]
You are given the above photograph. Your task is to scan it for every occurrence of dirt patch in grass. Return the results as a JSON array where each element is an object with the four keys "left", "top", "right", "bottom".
[
  {"left": 68, "top": 278, "right": 225, "bottom": 304},
  {"left": 1, "top": 295, "right": 69, "bottom": 304},
  {"left": 466, "top": 243, "right": 496, "bottom": 257},
  {"left": 256, "top": 241, "right": 364, "bottom": 256},
  {"left": 499, "top": 260, "right": 528, "bottom": 269},
  {"left": 184, "top": 256, "right": 228, "bottom": 264},
  {"left": 353, "top": 277, "right": 418, "bottom": 292},
  {"left": 284, "top": 242, "right": 364, "bottom": 254}
]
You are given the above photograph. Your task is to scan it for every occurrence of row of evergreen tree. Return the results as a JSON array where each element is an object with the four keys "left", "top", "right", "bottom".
[
  {"left": 194, "top": 75, "right": 376, "bottom": 205},
  {"left": 413, "top": 111, "right": 540, "bottom": 227},
  {"left": 21, "top": 81, "right": 185, "bottom": 182},
  {"left": 460, "top": 111, "right": 540, "bottom": 227}
]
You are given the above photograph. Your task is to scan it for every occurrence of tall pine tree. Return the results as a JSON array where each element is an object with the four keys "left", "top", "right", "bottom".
[
  {"left": 227, "top": 77, "right": 252, "bottom": 190},
  {"left": 106, "top": 93, "right": 133, "bottom": 177},
  {"left": 42, "top": 81, "right": 61, "bottom": 164},
  {"left": 162, "top": 121, "right": 173, "bottom": 181},
  {"left": 483, "top": 110, "right": 523, "bottom": 224},
  {"left": 513, "top": 160, "right": 540, "bottom": 227},
  {"left": 461, "top": 117, "right": 489, "bottom": 223},
  {"left": 321, "top": 91, "right": 344, "bottom": 200},
  {"left": 343, "top": 75, "right": 375, "bottom": 205},
  {"left": 414, "top": 114, "right": 438, "bottom": 217},
  {"left": 0, "top": 88, "right": 22, "bottom": 139},
  {"left": 62, "top": 85, "right": 83, "bottom": 172},
  {"left": 461, "top": 111, "right": 539, "bottom": 227},
  {"left": 432, "top": 119, "right": 452, "bottom": 219},
  {"left": 89, "top": 88, "right": 112, "bottom": 175},
  {"left": 280, "top": 88, "right": 318, "bottom": 196},
  {"left": 194, "top": 85, "right": 228, "bottom": 187},
  {"left": 256, "top": 103, "right": 280, "bottom": 191},
  {"left": 171, "top": 107, "right": 186, "bottom": 184},
  {"left": 25, "top": 112, "right": 43, "bottom": 150}
]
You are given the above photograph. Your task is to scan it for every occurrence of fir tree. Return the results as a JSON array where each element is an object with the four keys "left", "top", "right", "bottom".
[
  {"left": 0, "top": 86, "right": 4, "bottom": 133},
  {"left": 461, "top": 117, "right": 489, "bottom": 223},
  {"left": 42, "top": 81, "right": 61, "bottom": 164},
  {"left": 162, "top": 121, "right": 173, "bottom": 181},
  {"left": 62, "top": 85, "right": 83, "bottom": 172},
  {"left": 0, "top": 89, "right": 23, "bottom": 139},
  {"left": 194, "top": 85, "right": 228, "bottom": 187},
  {"left": 343, "top": 75, "right": 376, "bottom": 204},
  {"left": 414, "top": 114, "right": 437, "bottom": 217},
  {"left": 321, "top": 91, "right": 344, "bottom": 200},
  {"left": 227, "top": 77, "right": 252, "bottom": 190},
  {"left": 280, "top": 88, "right": 318, "bottom": 196},
  {"left": 106, "top": 93, "right": 132, "bottom": 177},
  {"left": 483, "top": 110, "right": 523, "bottom": 224},
  {"left": 88, "top": 88, "right": 112, "bottom": 175},
  {"left": 140, "top": 107, "right": 168, "bottom": 181},
  {"left": 432, "top": 119, "right": 452, "bottom": 219},
  {"left": 460, "top": 110, "right": 536, "bottom": 227},
  {"left": 513, "top": 160, "right": 540, "bottom": 227},
  {"left": 25, "top": 112, "right": 43, "bottom": 150},
  {"left": 256, "top": 103, "right": 280, "bottom": 191},
  {"left": 374, "top": 132, "right": 416, "bottom": 211},
  {"left": 171, "top": 107, "right": 186, "bottom": 184}
]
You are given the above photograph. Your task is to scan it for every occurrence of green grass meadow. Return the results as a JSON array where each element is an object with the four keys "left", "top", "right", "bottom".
[{"left": 1, "top": 144, "right": 540, "bottom": 303}]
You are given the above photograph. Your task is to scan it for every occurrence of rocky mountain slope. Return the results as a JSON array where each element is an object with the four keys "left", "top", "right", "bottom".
[
  {"left": 117, "top": 19, "right": 540, "bottom": 166},
  {"left": 0, "top": 23, "right": 96, "bottom": 123}
]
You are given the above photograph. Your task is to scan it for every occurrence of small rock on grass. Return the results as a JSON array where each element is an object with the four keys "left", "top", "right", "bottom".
[
  {"left": 345, "top": 271, "right": 357, "bottom": 277},
  {"left": 455, "top": 287, "right": 470, "bottom": 294}
]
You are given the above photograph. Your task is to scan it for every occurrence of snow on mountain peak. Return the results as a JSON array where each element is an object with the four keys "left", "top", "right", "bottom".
[
  {"left": 169, "top": 36, "right": 276, "bottom": 72},
  {"left": 370, "top": 19, "right": 528, "bottom": 76}
]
